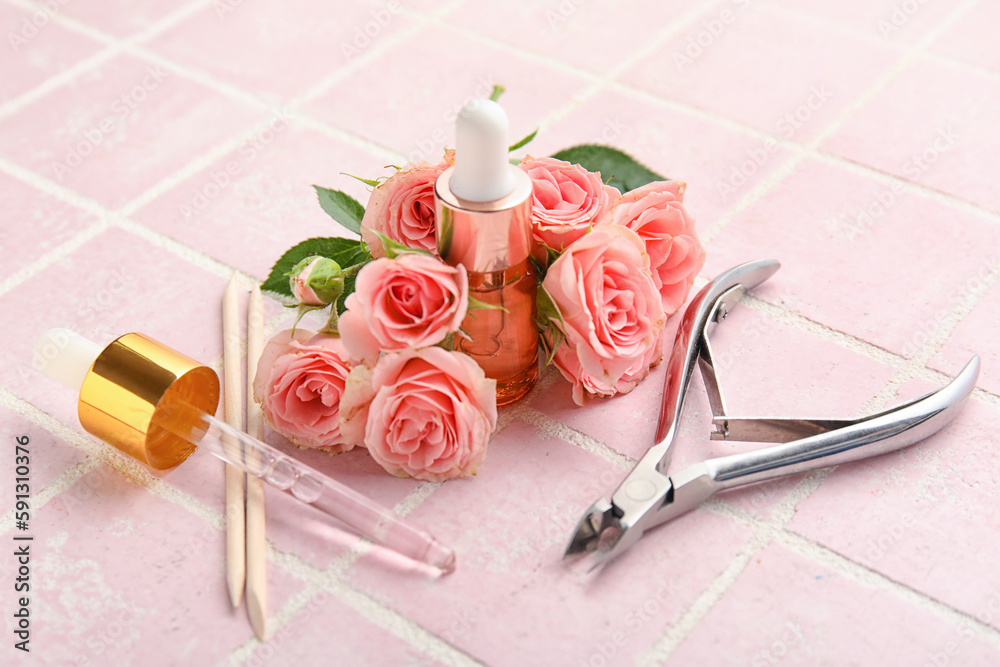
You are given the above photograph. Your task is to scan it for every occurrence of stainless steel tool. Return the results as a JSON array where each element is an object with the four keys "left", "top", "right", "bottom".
[{"left": 564, "top": 259, "right": 980, "bottom": 569}]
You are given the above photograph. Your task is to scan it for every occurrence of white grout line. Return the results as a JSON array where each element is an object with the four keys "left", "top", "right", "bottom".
[
  {"left": 0, "top": 45, "right": 121, "bottom": 122},
  {"left": 227, "top": 529, "right": 484, "bottom": 667},
  {"left": 755, "top": 0, "right": 1000, "bottom": 83},
  {"left": 637, "top": 466, "right": 826, "bottom": 663},
  {"left": 0, "top": 0, "right": 216, "bottom": 120},
  {"left": 0, "top": 455, "right": 99, "bottom": 536},
  {"left": 638, "top": 530, "right": 773, "bottom": 665},
  {"left": 814, "top": 0, "right": 983, "bottom": 149},
  {"left": 0, "top": 219, "right": 109, "bottom": 298},
  {"left": 394, "top": 481, "right": 441, "bottom": 516},
  {"left": 0, "top": 387, "right": 225, "bottom": 529},
  {"left": 610, "top": 73, "right": 1000, "bottom": 228},
  {"left": 517, "top": 407, "right": 636, "bottom": 470},
  {"left": 292, "top": 113, "right": 406, "bottom": 163},
  {"left": 0, "top": 154, "right": 109, "bottom": 217},
  {"left": 637, "top": 0, "right": 991, "bottom": 655},
  {"left": 703, "top": 500, "right": 1000, "bottom": 651},
  {"left": 0, "top": 0, "right": 998, "bottom": 661},
  {"left": 3, "top": 383, "right": 482, "bottom": 665},
  {"left": 113, "top": 217, "right": 257, "bottom": 281},
  {"left": 776, "top": 530, "right": 1000, "bottom": 649}
]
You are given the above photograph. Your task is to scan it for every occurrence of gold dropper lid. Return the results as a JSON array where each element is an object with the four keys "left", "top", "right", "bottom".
[{"left": 77, "top": 333, "right": 220, "bottom": 470}]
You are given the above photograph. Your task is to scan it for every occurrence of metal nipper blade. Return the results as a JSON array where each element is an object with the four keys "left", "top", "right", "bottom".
[{"left": 563, "top": 259, "right": 980, "bottom": 570}]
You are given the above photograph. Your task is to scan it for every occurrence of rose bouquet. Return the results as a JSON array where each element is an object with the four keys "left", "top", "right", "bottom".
[{"left": 257, "top": 90, "right": 705, "bottom": 481}]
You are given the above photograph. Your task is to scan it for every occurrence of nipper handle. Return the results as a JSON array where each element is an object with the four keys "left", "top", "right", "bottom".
[
  {"left": 702, "top": 356, "right": 980, "bottom": 491},
  {"left": 652, "top": 259, "right": 781, "bottom": 471}
]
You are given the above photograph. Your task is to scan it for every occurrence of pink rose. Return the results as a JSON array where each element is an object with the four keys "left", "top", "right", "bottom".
[
  {"left": 340, "top": 348, "right": 497, "bottom": 482},
  {"left": 602, "top": 181, "right": 705, "bottom": 315},
  {"left": 339, "top": 253, "right": 469, "bottom": 366},
  {"left": 541, "top": 226, "right": 665, "bottom": 406},
  {"left": 360, "top": 153, "right": 453, "bottom": 257},
  {"left": 519, "top": 156, "right": 620, "bottom": 256},
  {"left": 252, "top": 329, "right": 359, "bottom": 454},
  {"left": 552, "top": 335, "right": 661, "bottom": 406},
  {"left": 338, "top": 364, "right": 375, "bottom": 448}
]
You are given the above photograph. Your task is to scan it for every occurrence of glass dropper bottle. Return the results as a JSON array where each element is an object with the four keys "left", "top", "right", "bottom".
[
  {"left": 34, "top": 328, "right": 455, "bottom": 574},
  {"left": 434, "top": 98, "right": 539, "bottom": 405}
]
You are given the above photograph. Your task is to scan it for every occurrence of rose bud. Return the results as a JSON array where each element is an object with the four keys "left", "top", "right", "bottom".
[{"left": 289, "top": 256, "right": 344, "bottom": 306}]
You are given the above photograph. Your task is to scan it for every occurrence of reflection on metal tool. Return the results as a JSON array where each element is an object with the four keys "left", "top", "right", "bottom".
[{"left": 564, "top": 259, "right": 980, "bottom": 570}]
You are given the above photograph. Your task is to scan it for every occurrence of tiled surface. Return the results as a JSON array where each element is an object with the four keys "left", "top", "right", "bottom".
[
  {"left": 822, "top": 56, "right": 1000, "bottom": 214},
  {"left": 0, "top": 171, "right": 98, "bottom": 280},
  {"left": 0, "top": 3, "right": 104, "bottom": 104},
  {"left": 304, "top": 23, "right": 591, "bottom": 164},
  {"left": 929, "top": 1, "right": 1000, "bottom": 74},
  {"left": 705, "top": 157, "right": 1000, "bottom": 357},
  {"left": 622, "top": 3, "right": 900, "bottom": 143},
  {"left": 148, "top": 0, "right": 417, "bottom": 104},
  {"left": 932, "top": 280, "right": 1000, "bottom": 397},
  {"left": 670, "top": 543, "right": 1000, "bottom": 665},
  {"left": 790, "top": 383, "right": 1000, "bottom": 629},
  {"left": 1, "top": 467, "right": 305, "bottom": 665},
  {"left": 2, "top": 1, "right": 1000, "bottom": 665},
  {"left": 0, "top": 54, "right": 260, "bottom": 209},
  {"left": 529, "top": 86, "right": 798, "bottom": 229},
  {"left": 130, "top": 124, "right": 381, "bottom": 280}
]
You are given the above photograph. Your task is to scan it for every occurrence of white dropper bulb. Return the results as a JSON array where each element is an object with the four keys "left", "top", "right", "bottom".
[
  {"left": 448, "top": 98, "right": 516, "bottom": 203},
  {"left": 34, "top": 328, "right": 102, "bottom": 392}
]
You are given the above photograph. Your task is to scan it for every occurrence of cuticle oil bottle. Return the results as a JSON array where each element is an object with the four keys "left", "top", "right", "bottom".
[{"left": 434, "top": 99, "right": 539, "bottom": 405}]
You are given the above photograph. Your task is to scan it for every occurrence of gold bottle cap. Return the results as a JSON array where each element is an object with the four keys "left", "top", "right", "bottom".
[{"left": 77, "top": 333, "right": 220, "bottom": 470}]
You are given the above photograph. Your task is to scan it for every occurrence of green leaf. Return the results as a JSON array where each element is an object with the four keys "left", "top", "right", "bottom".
[
  {"left": 372, "top": 231, "right": 434, "bottom": 259},
  {"left": 263, "top": 237, "right": 372, "bottom": 317},
  {"left": 550, "top": 144, "right": 667, "bottom": 194},
  {"left": 313, "top": 186, "right": 365, "bottom": 235},
  {"left": 340, "top": 172, "right": 382, "bottom": 188},
  {"left": 539, "top": 328, "right": 564, "bottom": 368},
  {"left": 291, "top": 303, "right": 326, "bottom": 336},
  {"left": 509, "top": 128, "right": 538, "bottom": 153},
  {"left": 536, "top": 285, "right": 564, "bottom": 328},
  {"left": 468, "top": 296, "right": 509, "bottom": 313}
]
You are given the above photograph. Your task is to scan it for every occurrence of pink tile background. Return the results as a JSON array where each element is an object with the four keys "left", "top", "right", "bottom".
[
  {"left": 2, "top": 0, "right": 999, "bottom": 665},
  {"left": 0, "top": 3, "right": 103, "bottom": 104}
]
